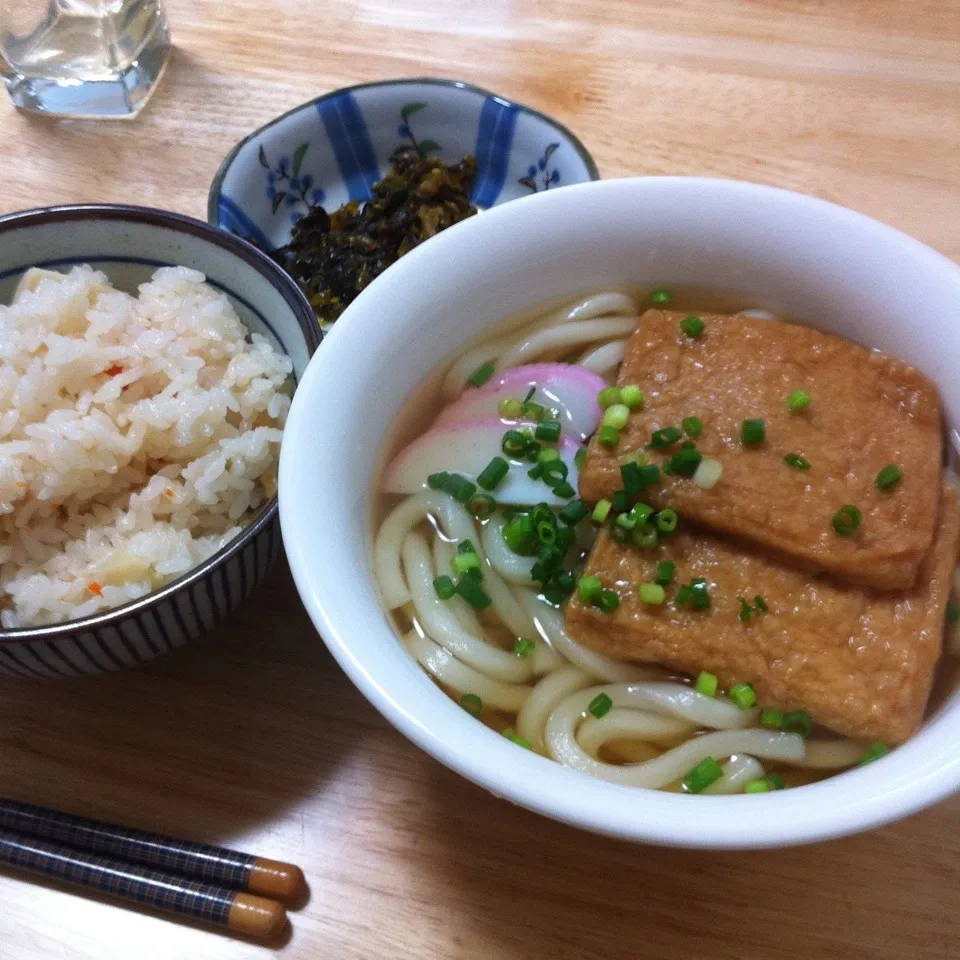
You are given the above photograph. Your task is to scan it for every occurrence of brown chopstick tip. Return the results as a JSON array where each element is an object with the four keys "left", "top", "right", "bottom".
[
  {"left": 227, "top": 892, "right": 287, "bottom": 941},
  {"left": 248, "top": 856, "right": 306, "bottom": 903}
]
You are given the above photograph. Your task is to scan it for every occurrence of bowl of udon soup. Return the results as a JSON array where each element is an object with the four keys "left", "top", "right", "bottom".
[
  {"left": 0, "top": 205, "right": 319, "bottom": 678},
  {"left": 280, "top": 177, "right": 960, "bottom": 848}
]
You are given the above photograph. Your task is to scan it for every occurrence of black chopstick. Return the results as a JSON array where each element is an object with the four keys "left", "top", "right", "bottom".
[
  {"left": 0, "top": 797, "right": 304, "bottom": 901},
  {"left": 0, "top": 829, "right": 286, "bottom": 940}
]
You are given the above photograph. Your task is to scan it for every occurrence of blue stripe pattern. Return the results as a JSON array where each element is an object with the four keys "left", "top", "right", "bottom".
[
  {"left": 316, "top": 92, "right": 381, "bottom": 201},
  {"left": 471, "top": 98, "right": 520, "bottom": 207},
  {"left": 216, "top": 195, "right": 275, "bottom": 251}
]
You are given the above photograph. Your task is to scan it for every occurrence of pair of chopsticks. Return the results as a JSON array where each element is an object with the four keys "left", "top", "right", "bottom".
[{"left": 0, "top": 797, "right": 305, "bottom": 940}]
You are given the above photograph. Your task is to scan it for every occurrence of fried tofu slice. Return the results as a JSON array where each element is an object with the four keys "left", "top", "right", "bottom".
[
  {"left": 565, "top": 485, "right": 960, "bottom": 744},
  {"left": 578, "top": 309, "right": 943, "bottom": 590}
]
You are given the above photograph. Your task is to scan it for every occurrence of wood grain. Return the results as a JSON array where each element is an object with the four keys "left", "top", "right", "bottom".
[{"left": 0, "top": 1, "right": 958, "bottom": 957}]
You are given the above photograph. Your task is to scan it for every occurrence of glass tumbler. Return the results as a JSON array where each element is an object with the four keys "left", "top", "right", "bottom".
[{"left": 0, "top": 1, "right": 170, "bottom": 118}]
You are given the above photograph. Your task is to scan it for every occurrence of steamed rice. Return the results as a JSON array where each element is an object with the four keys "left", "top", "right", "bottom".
[{"left": 0, "top": 265, "right": 293, "bottom": 628}]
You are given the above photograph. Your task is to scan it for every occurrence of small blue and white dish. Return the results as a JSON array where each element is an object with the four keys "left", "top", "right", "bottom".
[
  {"left": 208, "top": 77, "right": 600, "bottom": 253},
  {"left": 0, "top": 205, "right": 319, "bottom": 679}
]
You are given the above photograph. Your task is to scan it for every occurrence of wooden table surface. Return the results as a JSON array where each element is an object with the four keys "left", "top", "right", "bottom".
[{"left": 1, "top": 1, "right": 959, "bottom": 957}]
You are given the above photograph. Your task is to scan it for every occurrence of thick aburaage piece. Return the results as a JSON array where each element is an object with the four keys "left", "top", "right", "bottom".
[
  {"left": 578, "top": 310, "right": 943, "bottom": 590},
  {"left": 566, "top": 485, "right": 960, "bottom": 744}
]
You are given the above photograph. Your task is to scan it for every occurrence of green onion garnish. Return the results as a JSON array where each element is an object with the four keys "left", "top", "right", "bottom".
[
  {"left": 538, "top": 447, "right": 560, "bottom": 464},
  {"left": 541, "top": 459, "right": 568, "bottom": 485},
  {"left": 578, "top": 575, "right": 603, "bottom": 603},
  {"left": 741, "top": 419, "right": 766, "bottom": 446},
  {"left": 574, "top": 446, "right": 587, "bottom": 469},
  {"left": 620, "top": 461, "right": 644, "bottom": 495},
  {"left": 675, "top": 584, "right": 693, "bottom": 606},
  {"left": 592, "top": 499, "right": 612, "bottom": 524},
  {"left": 523, "top": 387, "right": 536, "bottom": 404},
  {"left": 744, "top": 779, "right": 770, "bottom": 794},
  {"left": 552, "top": 481, "right": 576, "bottom": 499},
  {"left": 427, "top": 472, "right": 450, "bottom": 491},
  {"left": 467, "top": 362, "right": 495, "bottom": 387},
  {"left": 558, "top": 500, "right": 588, "bottom": 526},
  {"left": 786, "top": 389, "right": 811, "bottom": 412},
  {"left": 521, "top": 401, "right": 545, "bottom": 421},
  {"left": 782, "top": 711, "right": 813, "bottom": 738},
  {"left": 602, "top": 403, "right": 630, "bottom": 430},
  {"left": 459, "top": 693, "right": 483, "bottom": 716},
  {"left": 632, "top": 525, "right": 659, "bottom": 550},
  {"left": 655, "top": 508, "right": 678, "bottom": 533},
  {"left": 588, "top": 692, "right": 613, "bottom": 718},
  {"left": 737, "top": 597, "right": 753, "bottom": 623},
  {"left": 831, "top": 504, "right": 862, "bottom": 537},
  {"left": 754, "top": 595, "right": 768, "bottom": 612},
  {"left": 620, "top": 385, "right": 644, "bottom": 409},
  {"left": 455, "top": 576, "right": 491, "bottom": 610},
  {"left": 638, "top": 582, "right": 665, "bottom": 605},
  {"left": 666, "top": 446, "right": 702, "bottom": 476},
  {"left": 612, "top": 490, "right": 629, "bottom": 513},
  {"left": 514, "top": 637, "right": 535, "bottom": 658},
  {"left": 947, "top": 603, "right": 960, "bottom": 623},
  {"left": 498, "top": 396, "right": 524, "bottom": 419},
  {"left": 650, "top": 426, "right": 682, "bottom": 449},
  {"left": 597, "top": 589, "right": 620, "bottom": 613},
  {"left": 477, "top": 456, "right": 509, "bottom": 491},
  {"left": 630, "top": 502, "right": 654, "bottom": 525},
  {"left": 690, "top": 577, "right": 710, "bottom": 609},
  {"left": 680, "top": 314, "right": 705, "bottom": 338},
  {"left": 651, "top": 288, "right": 672, "bottom": 305},
  {"left": 597, "top": 386, "right": 621, "bottom": 409},
  {"left": 615, "top": 511, "right": 637, "bottom": 532},
  {"left": 468, "top": 493, "right": 496, "bottom": 518},
  {"left": 760, "top": 709, "right": 785, "bottom": 729},
  {"left": 527, "top": 464, "right": 544, "bottom": 481},
  {"left": 729, "top": 683, "right": 757, "bottom": 710},
  {"left": 502, "top": 727, "right": 532, "bottom": 749},
  {"left": 598, "top": 425, "right": 620, "bottom": 447},
  {"left": 765, "top": 773, "right": 786, "bottom": 790},
  {"left": 536, "top": 520, "right": 557, "bottom": 545},
  {"left": 683, "top": 757, "right": 724, "bottom": 793},
  {"left": 858, "top": 741, "right": 889, "bottom": 766},
  {"left": 502, "top": 512, "right": 538, "bottom": 555},
  {"left": 784, "top": 453, "right": 811, "bottom": 470},
  {"left": 525, "top": 441, "right": 542, "bottom": 462},
  {"left": 681, "top": 416, "right": 703, "bottom": 438},
  {"left": 501, "top": 429, "right": 529, "bottom": 457},
  {"left": 535, "top": 419, "right": 561, "bottom": 443},
  {"left": 655, "top": 561, "right": 675, "bottom": 586},
  {"left": 875, "top": 465, "right": 903, "bottom": 491},
  {"left": 695, "top": 671, "right": 718, "bottom": 697},
  {"left": 452, "top": 552, "right": 482, "bottom": 578},
  {"left": 433, "top": 575, "right": 455, "bottom": 600}
]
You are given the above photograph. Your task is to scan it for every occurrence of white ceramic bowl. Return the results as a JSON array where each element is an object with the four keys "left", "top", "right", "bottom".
[{"left": 280, "top": 177, "right": 960, "bottom": 849}]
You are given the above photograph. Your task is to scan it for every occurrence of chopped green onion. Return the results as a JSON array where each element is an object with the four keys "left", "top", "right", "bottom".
[
  {"left": 427, "top": 471, "right": 450, "bottom": 491},
  {"left": 629, "top": 502, "right": 654, "bottom": 525},
  {"left": 651, "top": 288, "right": 672, "bottom": 305},
  {"left": 502, "top": 513, "right": 538, "bottom": 555},
  {"left": 452, "top": 552, "right": 482, "bottom": 577},
  {"left": 786, "top": 389, "right": 811, "bottom": 412},
  {"left": 741, "top": 419, "right": 766, "bottom": 446},
  {"left": 875, "top": 465, "right": 903, "bottom": 491},
  {"left": 612, "top": 490, "right": 629, "bottom": 513},
  {"left": 631, "top": 525, "right": 659, "bottom": 550},
  {"left": 588, "top": 692, "right": 614, "bottom": 718},
  {"left": 782, "top": 711, "right": 813, "bottom": 738},
  {"left": 655, "top": 508, "right": 679, "bottom": 533},
  {"left": 754, "top": 595, "right": 768, "bottom": 612},
  {"left": 760, "top": 709, "right": 785, "bottom": 729},
  {"left": 527, "top": 464, "right": 544, "bottom": 481},
  {"left": 765, "top": 773, "right": 786, "bottom": 790},
  {"left": 744, "top": 779, "right": 770, "bottom": 794},
  {"left": 690, "top": 578, "right": 710, "bottom": 609},
  {"left": 858, "top": 741, "right": 889, "bottom": 766},
  {"left": 615, "top": 511, "right": 638, "bottom": 531},
  {"left": 552, "top": 481, "right": 576, "bottom": 499},
  {"left": 555, "top": 525, "right": 576, "bottom": 550},
  {"left": 535, "top": 419, "right": 561, "bottom": 443},
  {"left": 514, "top": 637, "right": 536, "bottom": 658},
  {"left": 683, "top": 757, "right": 723, "bottom": 793},
  {"left": 729, "top": 683, "right": 757, "bottom": 710},
  {"left": 521, "top": 401, "right": 545, "bottom": 421},
  {"left": 620, "top": 461, "right": 644, "bottom": 495},
  {"left": 574, "top": 446, "right": 587, "bottom": 469},
  {"left": 591, "top": 499, "right": 612, "bottom": 524},
  {"left": 525, "top": 441, "right": 543, "bottom": 462},
  {"left": 680, "top": 314, "right": 705, "bottom": 338},
  {"left": 831, "top": 504, "right": 862, "bottom": 537},
  {"left": 498, "top": 396, "right": 524, "bottom": 419},
  {"left": 650, "top": 426, "right": 682, "bottom": 449},
  {"left": 536, "top": 520, "right": 557, "bottom": 545},
  {"left": 467, "top": 361, "right": 495, "bottom": 387},
  {"left": 578, "top": 575, "right": 603, "bottom": 604},
  {"left": 692, "top": 458, "right": 723, "bottom": 489},
  {"left": 477, "top": 456, "right": 509, "bottom": 491},
  {"left": 558, "top": 500, "right": 589, "bottom": 526},
  {"left": 597, "top": 589, "right": 620, "bottom": 613},
  {"left": 947, "top": 603, "right": 960, "bottom": 623},
  {"left": 454, "top": 576, "right": 491, "bottom": 611},
  {"left": 459, "top": 692, "right": 483, "bottom": 716},
  {"left": 638, "top": 582, "right": 666, "bottom": 605},
  {"left": 602, "top": 403, "right": 630, "bottom": 430},
  {"left": 468, "top": 493, "right": 496, "bottom": 517},
  {"left": 542, "top": 459, "right": 568, "bottom": 483},
  {"left": 523, "top": 387, "right": 536, "bottom": 404},
  {"left": 444, "top": 474, "right": 477, "bottom": 502},
  {"left": 682, "top": 416, "right": 703, "bottom": 438},
  {"left": 457, "top": 537, "right": 477, "bottom": 556},
  {"left": 695, "top": 671, "right": 718, "bottom": 697},
  {"left": 537, "top": 447, "right": 560, "bottom": 464},
  {"left": 501, "top": 727, "right": 532, "bottom": 749},
  {"left": 675, "top": 584, "right": 693, "bottom": 606},
  {"left": 598, "top": 425, "right": 620, "bottom": 447},
  {"left": 433, "top": 575, "right": 455, "bottom": 600},
  {"left": 784, "top": 453, "right": 811, "bottom": 470},
  {"left": 737, "top": 597, "right": 754, "bottom": 623},
  {"left": 655, "top": 561, "right": 675, "bottom": 586},
  {"left": 501, "top": 429, "right": 529, "bottom": 456},
  {"left": 667, "top": 447, "right": 702, "bottom": 477},
  {"left": 597, "top": 386, "right": 621, "bottom": 409},
  {"left": 620, "top": 385, "right": 644, "bottom": 409}
]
